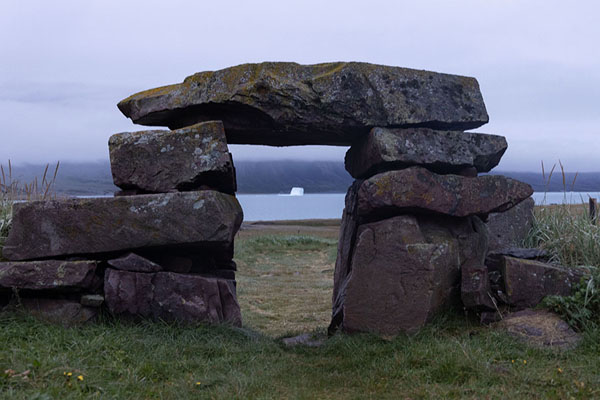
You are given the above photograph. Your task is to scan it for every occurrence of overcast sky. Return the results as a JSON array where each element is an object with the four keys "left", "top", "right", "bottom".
[{"left": 1, "top": 0, "right": 598, "bottom": 171}]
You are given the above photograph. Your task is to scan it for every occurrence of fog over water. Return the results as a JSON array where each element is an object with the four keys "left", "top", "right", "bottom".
[{"left": 1, "top": 1, "right": 599, "bottom": 171}]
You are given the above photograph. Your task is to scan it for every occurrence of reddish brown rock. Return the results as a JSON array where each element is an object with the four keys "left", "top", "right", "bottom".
[
  {"left": 109, "top": 121, "right": 236, "bottom": 194},
  {"left": 0, "top": 260, "right": 97, "bottom": 291},
  {"left": 357, "top": 167, "right": 533, "bottom": 218},
  {"left": 108, "top": 253, "right": 162, "bottom": 273},
  {"left": 3, "top": 191, "right": 243, "bottom": 261},
  {"left": 502, "top": 256, "right": 585, "bottom": 308},
  {"left": 331, "top": 214, "right": 485, "bottom": 336},
  {"left": 345, "top": 127, "right": 507, "bottom": 179},
  {"left": 20, "top": 298, "right": 98, "bottom": 326},
  {"left": 104, "top": 269, "right": 241, "bottom": 325},
  {"left": 118, "top": 62, "right": 489, "bottom": 145}
]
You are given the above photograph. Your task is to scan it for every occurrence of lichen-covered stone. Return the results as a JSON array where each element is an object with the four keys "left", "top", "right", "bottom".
[
  {"left": 104, "top": 269, "right": 241, "bottom": 325},
  {"left": 345, "top": 127, "right": 507, "bottom": 178},
  {"left": 118, "top": 62, "right": 489, "bottom": 145},
  {"left": 109, "top": 121, "right": 236, "bottom": 194},
  {"left": 0, "top": 260, "right": 97, "bottom": 291},
  {"left": 3, "top": 191, "right": 243, "bottom": 260},
  {"left": 357, "top": 167, "right": 533, "bottom": 218}
]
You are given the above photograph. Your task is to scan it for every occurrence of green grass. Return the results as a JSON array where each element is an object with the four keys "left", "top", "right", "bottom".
[
  {"left": 525, "top": 203, "right": 600, "bottom": 268},
  {"left": 2, "top": 231, "right": 600, "bottom": 399}
]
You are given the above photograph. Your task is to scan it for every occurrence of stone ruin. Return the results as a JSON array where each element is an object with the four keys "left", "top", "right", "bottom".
[{"left": 0, "top": 62, "right": 582, "bottom": 334}]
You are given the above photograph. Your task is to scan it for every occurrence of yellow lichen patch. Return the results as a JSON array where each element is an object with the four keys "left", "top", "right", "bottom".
[{"left": 119, "top": 83, "right": 180, "bottom": 104}]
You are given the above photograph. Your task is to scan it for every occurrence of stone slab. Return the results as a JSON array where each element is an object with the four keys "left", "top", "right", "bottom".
[
  {"left": 109, "top": 121, "right": 236, "bottom": 194},
  {"left": 104, "top": 269, "right": 241, "bottom": 325},
  {"left": 345, "top": 127, "right": 507, "bottom": 179},
  {"left": 3, "top": 191, "right": 243, "bottom": 261},
  {"left": 118, "top": 62, "right": 489, "bottom": 145},
  {"left": 0, "top": 260, "right": 97, "bottom": 291},
  {"left": 502, "top": 256, "right": 585, "bottom": 308},
  {"left": 357, "top": 167, "right": 533, "bottom": 218}
]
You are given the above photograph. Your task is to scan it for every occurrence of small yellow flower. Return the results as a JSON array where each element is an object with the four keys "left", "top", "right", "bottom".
[
  {"left": 511, "top": 360, "right": 515, "bottom": 363},
  {"left": 558, "top": 368, "right": 563, "bottom": 373},
  {"left": 67, "top": 372, "right": 73, "bottom": 377},
  {"left": 523, "top": 360, "right": 527, "bottom": 365},
  {"left": 77, "top": 375, "right": 84, "bottom": 381},
  {"left": 195, "top": 381, "right": 202, "bottom": 386}
]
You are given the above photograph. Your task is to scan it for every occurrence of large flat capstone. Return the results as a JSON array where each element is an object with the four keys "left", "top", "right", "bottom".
[
  {"left": 357, "top": 167, "right": 533, "bottom": 218},
  {"left": 117, "top": 62, "right": 489, "bottom": 146},
  {"left": 345, "top": 127, "right": 507, "bottom": 179},
  {"left": 3, "top": 191, "right": 243, "bottom": 260},
  {"left": 109, "top": 121, "right": 236, "bottom": 194}
]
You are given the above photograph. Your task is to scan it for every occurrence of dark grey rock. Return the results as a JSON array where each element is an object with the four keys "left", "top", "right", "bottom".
[
  {"left": 108, "top": 253, "right": 163, "bottom": 273},
  {"left": 357, "top": 167, "right": 534, "bottom": 218},
  {"left": 20, "top": 298, "right": 98, "bottom": 326},
  {"left": 345, "top": 127, "right": 507, "bottom": 179},
  {"left": 3, "top": 191, "right": 243, "bottom": 261},
  {"left": 80, "top": 294, "right": 104, "bottom": 307},
  {"left": 109, "top": 121, "right": 236, "bottom": 194},
  {"left": 487, "top": 197, "right": 535, "bottom": 252},
  {"left": 502, "top": 256, "right": 585, "bottom": 308},
  {"left": 118, "top": 62, "right": 489, "bottom": 146},
  {"left": 104, "top": 269, "right": 241, "bottom": 325},
  {"left": 461, "top": 217, "right": 496, "bottom": 311},
  {"left": 0, "top": 260, "right": 97, "bottom": 291}
]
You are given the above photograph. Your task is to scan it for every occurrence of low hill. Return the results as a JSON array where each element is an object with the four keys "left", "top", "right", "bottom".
[{"left": 4, "top": 161, "right": 600, "bottom": 196}]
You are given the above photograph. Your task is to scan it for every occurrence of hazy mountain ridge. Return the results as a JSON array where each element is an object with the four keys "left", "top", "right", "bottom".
[{"left": 4, "top": 161, "right": 600, "bottom": 196}]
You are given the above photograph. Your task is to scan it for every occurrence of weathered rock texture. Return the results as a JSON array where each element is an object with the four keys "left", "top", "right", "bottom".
[
  {"left": 345, "top": 127, "right": 507, "bottom": 179},
  {"left": 107, "top": 253, "right": 162, "bottom": 273},
  {"left": 109, "top": 121, "right": 236, "bottom": 194},
  {"left": 118, "top": 62, "right": 489, "bottom": 145},
  {"left": 486, "top": 197, "right": 535, "bottom": 252},
  {"left": 501, "top": 256, "right": 585, "bottom": 308},
  {"left": 3, "top": 191, "right": 243, "bottom": 260},
  {"left": 0, "top": 260, "right": 98, "bottom": 291},
  {"left": 104, "top": 269, "right": 241, "bottom": 325},
  {"left": 357, "top": 167, "right": 533, "bottom": 218},
  {"left": 20, "top": 298, "right": 99, "bottom": 326},
  {"left": 331, "top": 214, "right": 487, "bottom": 336}
]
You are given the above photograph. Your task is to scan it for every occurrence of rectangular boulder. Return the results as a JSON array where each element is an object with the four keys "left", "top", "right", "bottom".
[
  {"left": 3, "top": 191, "right": 243, "bottom": 260},
  {"left": 345, "top": 127, "right": 507, "bottom": 179},
  {"left": 109, "top": 121, "right": 236, "bottom": 194},
  {"left": 0, "top": 260, "right": 98, "bottom": 291},
  {"left": 104, "top": 269, "right": 242, "bottom": 325},
  {"left": 501, "top": 256, "right": 585, "bottom": 308}
]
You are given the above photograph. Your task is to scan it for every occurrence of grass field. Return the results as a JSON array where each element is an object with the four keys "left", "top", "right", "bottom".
[{"left": 1, "top": 220, "right": 599, "bottom": 399}]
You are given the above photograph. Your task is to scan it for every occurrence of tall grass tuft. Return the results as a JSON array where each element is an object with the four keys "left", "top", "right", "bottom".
[
  {"left": 526, "top": 161, "right": 600, "bottom": 331},
  {"left": 524, "top": 160, "right": 600, "bottom": 267},
  {"left": 0, "top": 160, "right": 59, "bottom": 259}
]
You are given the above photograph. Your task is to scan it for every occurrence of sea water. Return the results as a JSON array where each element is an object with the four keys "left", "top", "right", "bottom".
[{"left": 237, "top": 192, "right": 600, "bottom": 221}]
